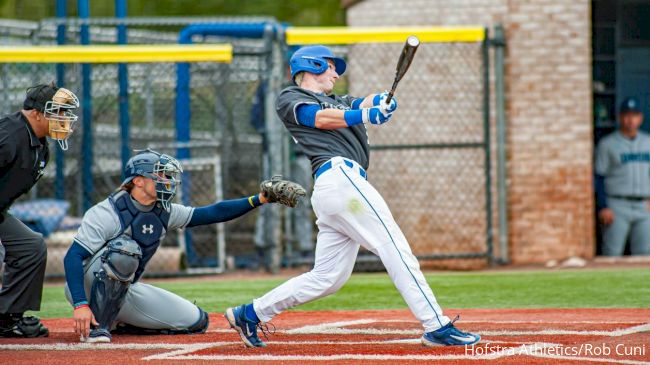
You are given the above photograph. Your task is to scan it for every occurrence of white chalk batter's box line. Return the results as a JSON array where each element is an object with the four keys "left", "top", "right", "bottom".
[{"left": 1, "top": 320, "right": 648, "bottom": 364}]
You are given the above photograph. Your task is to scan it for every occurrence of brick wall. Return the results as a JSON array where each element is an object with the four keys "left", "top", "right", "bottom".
[{"left": 347, "top": 0, "right": 594, "bottom": 264}]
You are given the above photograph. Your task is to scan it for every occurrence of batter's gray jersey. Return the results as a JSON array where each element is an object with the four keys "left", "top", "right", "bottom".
[
  {"left": 73, "top": 196, "right": 193, "bottom": 257},
  {"left": 595, "top": 131, "right": 650, "bottom": 197},
  {"left": 276, "top": 86, "right": 370, "bottom": 174}
]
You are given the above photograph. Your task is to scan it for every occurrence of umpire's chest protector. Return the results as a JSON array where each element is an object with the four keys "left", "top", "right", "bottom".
[{"left": 108, "top": 191, "right": 170, "bottom": 262}]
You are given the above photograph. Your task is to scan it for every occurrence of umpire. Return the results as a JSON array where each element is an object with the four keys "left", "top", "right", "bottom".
[
  {"left": 0, "top": 83, "right": 79, "bottom": 337},
  {"left": 595, "top": 97, "right": 650, "bottom": 256}
]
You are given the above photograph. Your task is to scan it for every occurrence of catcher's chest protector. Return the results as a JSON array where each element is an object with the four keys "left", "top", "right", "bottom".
[{"left": 108, "top": 191, "right": 170, "bottom": 266}]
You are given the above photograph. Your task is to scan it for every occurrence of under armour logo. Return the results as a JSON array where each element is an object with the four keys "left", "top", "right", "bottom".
[{"left": 142, "top": 224, "right": 154, "bottom": 234}]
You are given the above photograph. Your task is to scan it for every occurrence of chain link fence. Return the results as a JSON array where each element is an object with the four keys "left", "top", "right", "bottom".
[
  {"left": 1, "top": 19, "right": 494, "bottom": 277},
  {"left": 0, "top": 18, "right": 276, "bottom": 277},
  {"left": 321, "top": 38, "right": 491, "bottom": 268}
]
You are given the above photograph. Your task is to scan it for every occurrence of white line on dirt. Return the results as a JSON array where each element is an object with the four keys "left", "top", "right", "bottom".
[{"left": 286, "top": 321, "right": 650, "bottom": 337}]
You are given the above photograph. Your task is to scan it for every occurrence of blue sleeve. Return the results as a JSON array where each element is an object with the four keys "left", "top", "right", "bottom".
[
  {"left": 351, "top": 98, "right": 364, "bottom": 109},
  {"left": 595, "top": 174, "right": 607, "bottom": 210},
  {"left": 295, "top": 104, "right": 320, "bottom": 128},
  {"left": 187, "top": 196, "right": 262, "bottom": 228},
  {"left": 64, "top": 242, "right": 93, "bottom": 306}
]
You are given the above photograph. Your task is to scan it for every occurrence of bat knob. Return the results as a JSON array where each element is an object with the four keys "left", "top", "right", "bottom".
[{"left": 407, "top": 35, "right": 420, "bottom": 47}]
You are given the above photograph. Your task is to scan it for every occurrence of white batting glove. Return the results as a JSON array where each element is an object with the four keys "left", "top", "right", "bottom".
[{"left": 378, "top": 91, "right": 398, "bottom": 113}]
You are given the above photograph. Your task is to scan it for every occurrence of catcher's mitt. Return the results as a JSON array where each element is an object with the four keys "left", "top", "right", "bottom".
[{"left": 260, "top": 175, "right": 306, "bottom": 208}]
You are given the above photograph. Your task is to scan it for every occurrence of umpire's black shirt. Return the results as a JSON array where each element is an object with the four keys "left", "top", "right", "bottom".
[{"left": 0, "top": 111, "right": 50, "bottom": 217}]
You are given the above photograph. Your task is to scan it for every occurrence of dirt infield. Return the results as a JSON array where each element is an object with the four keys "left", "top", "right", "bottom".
[{"left": 1, "top": 308, "right": 648, "bottom": 364}]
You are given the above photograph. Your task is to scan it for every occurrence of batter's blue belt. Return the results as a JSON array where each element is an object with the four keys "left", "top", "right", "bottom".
[{"left": 314, "top": 159, "right": 367, "bottom": 181}]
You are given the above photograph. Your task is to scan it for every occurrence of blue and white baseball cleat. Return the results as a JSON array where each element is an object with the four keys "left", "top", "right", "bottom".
[
  {"left": 421, "top": 316, "right": 480, "bottom": 347},
  {"left": 224, "top": 305, "right": 267, "bottom": 348}
]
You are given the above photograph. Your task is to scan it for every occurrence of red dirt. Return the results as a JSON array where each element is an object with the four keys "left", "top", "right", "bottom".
[{"left": 0, "top": 308, "right": 648, "bottom": 365}]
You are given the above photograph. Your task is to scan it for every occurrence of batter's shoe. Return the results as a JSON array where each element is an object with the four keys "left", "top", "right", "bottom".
[
  {"left": 82, "top": 328, "right": 111, "bottom": 343},
  {"left": 421, "top": 316, "right": 480, "bottom": 347},
  {"left": 225, "top": 305, "right": 269, "bottom": 348},
  {"left": 0, "top": 315, "right": 49, "bottom": 338}
]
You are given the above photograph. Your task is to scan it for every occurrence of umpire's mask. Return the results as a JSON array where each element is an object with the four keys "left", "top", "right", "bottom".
[{"left": 24, "top": 83, "right": 79, "bottom": 151}]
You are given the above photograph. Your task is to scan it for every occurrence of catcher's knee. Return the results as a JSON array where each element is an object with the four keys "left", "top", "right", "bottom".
[
  {"left": 185, "top": 306, "right": 209, "bottom": 334},
  {"left": 102, "top": 235, "right": 142, "bottom": 282}
]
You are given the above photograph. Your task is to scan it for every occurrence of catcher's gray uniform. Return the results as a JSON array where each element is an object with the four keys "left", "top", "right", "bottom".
[
  {"left": 595, "top": 130, "right": 650, "bottom": 255},
  {"left": 64, "top": 193, "right": 202, "bottom": 330}
]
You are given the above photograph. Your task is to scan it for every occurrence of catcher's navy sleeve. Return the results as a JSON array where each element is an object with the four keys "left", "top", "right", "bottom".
[
  {"left": 64, "top": 242, "right": 93, "bottom": 305},
  {"left": 186, "top": 196, "right": 261, "bottom": 228}
]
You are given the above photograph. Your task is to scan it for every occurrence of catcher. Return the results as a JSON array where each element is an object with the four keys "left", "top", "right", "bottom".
[{"left": 63, "top": 149, "right": 305, "bottom": 343}]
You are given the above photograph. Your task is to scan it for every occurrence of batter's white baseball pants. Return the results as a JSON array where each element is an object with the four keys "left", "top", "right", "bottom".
[{"left": 253, "top": 157, "right": 450, "bottom": 332}]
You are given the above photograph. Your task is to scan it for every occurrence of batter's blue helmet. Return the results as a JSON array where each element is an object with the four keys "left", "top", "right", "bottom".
[
  {"left": 289, "top": 45, "right": 346, "bottom": 84},
  {"left": 121, "top": 149, "right": 183, "bottom": 211}
]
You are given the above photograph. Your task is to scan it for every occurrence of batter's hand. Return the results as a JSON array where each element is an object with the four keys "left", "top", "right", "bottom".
[
  {"left": 598, "top": 208, "right": 615, "bottom": 226},
  {"left": 378, "top": 91, "right": 398, "bottom": 113},
  {"left": 73, "top": 306, "right": 98, "bottom": 339},
  {"left": 363, "top": 107, "right": 393, "bottom": 125}
]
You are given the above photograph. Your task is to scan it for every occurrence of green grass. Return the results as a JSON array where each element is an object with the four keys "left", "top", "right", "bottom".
[{"left": 35, "top": 268, "right": 650, "bottom": 318}]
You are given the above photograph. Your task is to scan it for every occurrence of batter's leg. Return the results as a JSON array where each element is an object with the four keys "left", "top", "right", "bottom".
[
  {"left": 330, "top": 166, "right": 449, "bottom": 332},
  {"left": 252, "top": 221, "right": 360, "bottom": 323}
]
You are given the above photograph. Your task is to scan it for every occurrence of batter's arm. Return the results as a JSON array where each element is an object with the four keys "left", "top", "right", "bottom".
[
  {"left": 356, "top": 94, "right": 379, "bottom": 109},
  {"left": 314, "top": 109, "right": 348, "bottom": 129}
]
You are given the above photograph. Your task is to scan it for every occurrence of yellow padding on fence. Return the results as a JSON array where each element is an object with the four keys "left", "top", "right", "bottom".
[
  {"left": 0, "top": 44, "right": 233, "bottom": 63},
  {"left": 286, "top": 26, "right": 485, "bottom": 45}
]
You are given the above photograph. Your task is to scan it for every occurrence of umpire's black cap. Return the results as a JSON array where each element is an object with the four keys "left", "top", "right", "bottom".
[
  {"left": 23, "top": 82, "right": 59, "bottom": 112},
  {"left": 620, "top": 97, "right": 642, "bottom": 114}
]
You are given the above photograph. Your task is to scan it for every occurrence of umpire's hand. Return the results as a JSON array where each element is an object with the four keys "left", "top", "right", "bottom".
[{"left": 73, "top": 306, "right": 98, "bottom": 339}]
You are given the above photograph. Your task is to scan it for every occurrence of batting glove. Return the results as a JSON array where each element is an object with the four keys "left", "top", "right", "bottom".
[
  {"left": 362, "top": 106, "right": 393, "bottom": 125},
  {"left": 378, "top": 91, "right": 398, "bottom": 113}
]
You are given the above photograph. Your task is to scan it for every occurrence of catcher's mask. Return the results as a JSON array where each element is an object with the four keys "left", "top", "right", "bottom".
[
  {"left": 24, "top": 83, "right": 79, "bottom": 151},
  {"left": 121, "top": 149, "right": 183, "bottom": 212}
]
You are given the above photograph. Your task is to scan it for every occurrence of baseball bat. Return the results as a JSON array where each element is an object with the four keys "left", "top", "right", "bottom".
[{"left": 385, "top": 35, "right": 420, "bottom": 104}]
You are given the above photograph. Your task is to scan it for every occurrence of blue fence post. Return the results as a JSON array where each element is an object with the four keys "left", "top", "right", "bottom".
[
  {"left": 79, "top": 0, "right": 93, "bottom": 212},
  {"left": 116, "top": 0, "right": 130, "bottom": 176},
  {"left": 176, "top": 28, "right": 194, "bottom": 265},
  {"left": 175, "top": 22, "right": 270, "bottom": 267},
  {"left": 55, "top": 0, "right": 66, "bottom": 200}
]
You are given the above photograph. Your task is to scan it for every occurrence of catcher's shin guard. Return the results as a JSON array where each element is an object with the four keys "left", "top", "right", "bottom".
[
  {"left": 89, "top": 236, "right": 142, "bottom": 333},
  {"left": 89, "top": 269, "right": 130, "bottom": 333}
]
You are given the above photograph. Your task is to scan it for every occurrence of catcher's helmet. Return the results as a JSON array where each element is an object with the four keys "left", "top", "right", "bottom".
[
  {"left": 121, "top": 149, "right": 183, "bottom": 211},
  {"left": 289, "top": 45, "right": 346, "bottom": 85}
]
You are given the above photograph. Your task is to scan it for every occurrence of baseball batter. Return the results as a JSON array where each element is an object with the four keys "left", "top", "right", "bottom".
[
  {"left": 225, "top": 45, "right": 480, "bottom": 348},
  {"left": 64, "top": 149, "right": 304, "bottom": 343},
  {"left": 595, "top": 97, "right": 650, "bottom": 255}
]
